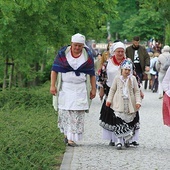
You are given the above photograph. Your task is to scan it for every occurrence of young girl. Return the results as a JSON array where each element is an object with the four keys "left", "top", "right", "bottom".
[{"left": 106, "top": 59, "right": 142, "bottom": 149}]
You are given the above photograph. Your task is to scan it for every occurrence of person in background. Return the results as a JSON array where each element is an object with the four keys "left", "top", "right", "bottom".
[
  {"left": 144, "top": 52, "right": 153, "bottom": 90},
  {"left": 162, "top": 66, "right": 170, "bottom": 126},
  {"left": 150, "top": 51, "right": 159, "bottom": 92},
  {"left": 156, "top": 45, "right": 170, "bottom": 99},
  {"left": 94, "top": 53, "right": 102, "bottom": 72},
  {"left": 94, "top": 53, "right": 102, "bottom": 91},
  {"left": 50, "top": 33, "right": 96, "bottom": 147},
  {"left": 106, "top": 59, "right": 141, "bottom": 149},
  {"left": 101, "top": 41, "right": 112, "bottom": 63},
  {"left": 126, "top": 36, "right": 150, "bottom": 83}
]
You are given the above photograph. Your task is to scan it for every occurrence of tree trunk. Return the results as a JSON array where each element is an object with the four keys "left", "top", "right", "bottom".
[
  {"left": 3, "top": 57, "right": 8, "bottom": 89},
  {"left": 8, "top": 58, "right": 14, "bottom": 89}
]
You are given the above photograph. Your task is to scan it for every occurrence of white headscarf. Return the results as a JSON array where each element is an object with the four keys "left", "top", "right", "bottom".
[
  {"left": 162, "top": 45, "right": 170, "bottom": 53},
  {"left": 71, "top": 33, "right": 85, "bottom": 44},
  {"left": 109, "top": 42, "right": 126, "bottom": 56}
]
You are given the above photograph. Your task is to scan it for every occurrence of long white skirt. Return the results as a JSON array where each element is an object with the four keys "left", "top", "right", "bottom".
[
  {"left": 58, "top": 109, "right": 85, "bottom": 141},
  {"left": 102, "top": 128, "right": 117, "bottom": 142}
]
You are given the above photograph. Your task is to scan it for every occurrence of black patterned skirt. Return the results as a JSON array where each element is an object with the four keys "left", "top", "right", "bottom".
[{"left": 99, "top": 85, "right": 140, "bottom": 140}]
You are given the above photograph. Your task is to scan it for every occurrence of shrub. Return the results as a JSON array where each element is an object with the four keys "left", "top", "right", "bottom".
[{"left": 0, "top": 82, "right": 65, "bottom": 170}]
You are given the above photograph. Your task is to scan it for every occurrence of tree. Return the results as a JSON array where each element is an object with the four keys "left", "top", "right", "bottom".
[
  {"left": 109, "top": 0, "right": 169, "bottom": 44},
  {"left": 0, "top": 0, "right": 118, "bottom": 88}
]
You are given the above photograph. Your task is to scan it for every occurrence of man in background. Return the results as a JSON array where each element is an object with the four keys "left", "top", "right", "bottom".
[{"left": 126, "top": 36, "right": 150, "bottom": 83}]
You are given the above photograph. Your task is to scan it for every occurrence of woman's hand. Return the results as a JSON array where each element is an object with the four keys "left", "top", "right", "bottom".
[
  {"left": 90, "top": 88, "right": 96, "bottom": 99},
  {"left": 50, "top": 86, "right": 57, "bottom": 95},
  {"left": 99, "top": 87, "right": 105, "bottom": 100}
]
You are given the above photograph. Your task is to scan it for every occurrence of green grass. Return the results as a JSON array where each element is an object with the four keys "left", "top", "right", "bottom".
[{"left": 0, "top": 82, "right": 66, "bottom": 170}]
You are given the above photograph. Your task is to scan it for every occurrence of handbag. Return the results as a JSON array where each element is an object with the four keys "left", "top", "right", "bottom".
[{"left": 142, "top": 72, "right": 148, "bottom": 81}]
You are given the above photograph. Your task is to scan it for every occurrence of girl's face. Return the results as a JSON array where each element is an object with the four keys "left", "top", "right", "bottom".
[{"left": 121, "top": 68, "right": 131, "bottom": 78}]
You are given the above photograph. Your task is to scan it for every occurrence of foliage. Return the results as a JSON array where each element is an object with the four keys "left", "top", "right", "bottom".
[
  {"left": 121, "top": 8, "right": 165, "bottom": 41},
  {"left": 109, "top": 0, "right": 170, "bottom": 44},
  {"left": 0, "top": 82, "right": 65, "bottom": 170},
  {"left": 0, "top": 0, "right": 170, "bottom": 88},
  {"left": 0, "top": 0, "right": 118, "bottom": 88},
  {"left": 109, "top": 0, "right": 139, "bottom": 41},
  {"left": 0, "top": 82, "right": 52, "bottom": 109}
]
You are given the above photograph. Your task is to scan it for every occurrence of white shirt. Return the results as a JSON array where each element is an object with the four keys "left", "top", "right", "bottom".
[
  {"left": 134, "top": 50, "right": 140, "bottom": 63},
  {"left": 150, "top": 57, "right": 158, "bottom": 75}
]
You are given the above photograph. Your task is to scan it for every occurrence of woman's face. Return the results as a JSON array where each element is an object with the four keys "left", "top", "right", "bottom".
[
  {"left": 71, "top": 42, "right": 84, "bottom": 55},
  {"left": 114, "top": 48, "right": 125, "bottom": 60}
]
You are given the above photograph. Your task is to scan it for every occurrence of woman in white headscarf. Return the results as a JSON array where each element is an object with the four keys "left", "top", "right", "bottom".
[
  {"left": 50, "top": 33, "right": 96, "bottom": 147},
  {"left": 98, "top": 42, "right": 126, "bottom": 146}
]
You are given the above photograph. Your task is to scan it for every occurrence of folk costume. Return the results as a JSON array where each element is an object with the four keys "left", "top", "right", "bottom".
[
  {"left": 106, "top": 60, "right": 142, "bottom": 149},
  {"left": 51, "top": 33, "right": 95, "bottom": 142}
]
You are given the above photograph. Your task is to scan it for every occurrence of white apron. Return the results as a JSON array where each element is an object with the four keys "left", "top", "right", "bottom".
[{"left": 58, "top": 51, "right": 89, "bottom": 110}]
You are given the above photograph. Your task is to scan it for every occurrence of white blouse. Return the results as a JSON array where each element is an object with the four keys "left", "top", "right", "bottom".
[{"left": 106, "top": 59, "right": 120, "bottom": 87}]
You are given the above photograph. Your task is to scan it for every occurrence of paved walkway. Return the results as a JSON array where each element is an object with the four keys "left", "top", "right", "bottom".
[{"left": 60, "top": 89, "right": 170, "bottom": 170}]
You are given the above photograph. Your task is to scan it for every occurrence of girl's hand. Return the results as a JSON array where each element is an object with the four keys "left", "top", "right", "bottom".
[
  {"left": 106, "top": 102, "right": 111, "bottom": 107},
  {"left": 136, "top": 104, "right": 141, "bottom": 110}
]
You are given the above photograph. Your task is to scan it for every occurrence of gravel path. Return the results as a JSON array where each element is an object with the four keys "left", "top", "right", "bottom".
[{"left": 60, "top": 89, "right": 170, "bottom": 170}]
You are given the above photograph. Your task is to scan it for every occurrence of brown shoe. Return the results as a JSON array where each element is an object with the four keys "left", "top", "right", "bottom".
[{"left": 67, "top": 141, "right": 78, "bottom": 147}]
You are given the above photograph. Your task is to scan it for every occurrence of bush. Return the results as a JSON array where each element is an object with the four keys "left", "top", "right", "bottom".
[
  {"left": 0, "top": 82, "right": 52, "bottom": 110},
  {"left": 0, "top": 82, "right": 66, "bottom": 170}
]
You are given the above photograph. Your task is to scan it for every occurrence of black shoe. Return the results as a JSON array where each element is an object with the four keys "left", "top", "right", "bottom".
[
  {"left": 109, "top": 140, "right": 115, "bottom": 146},
  {"left": 124, "top": 142, "right": 130, "bottom": 148},
  {"left": 130, "top": 141, "right": 139, "bottom": 146}
]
